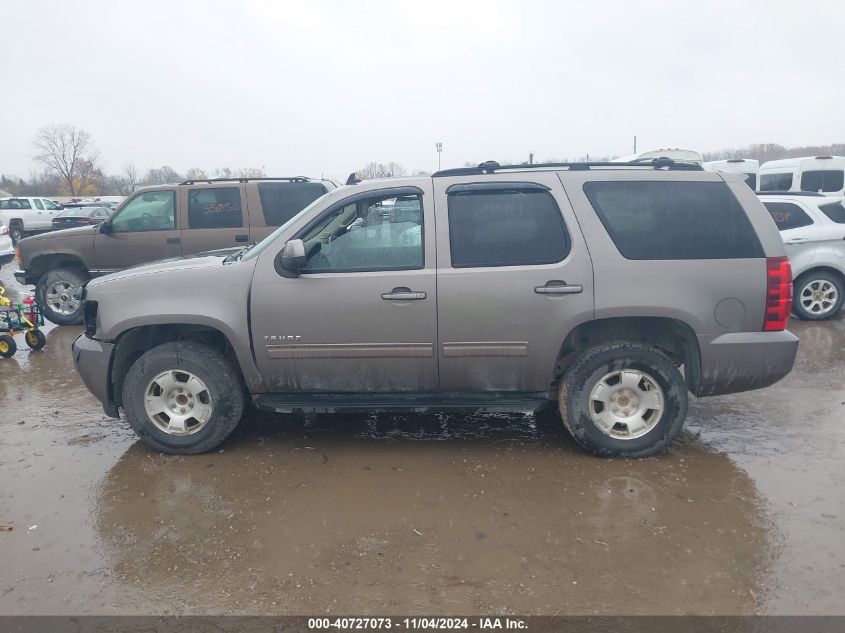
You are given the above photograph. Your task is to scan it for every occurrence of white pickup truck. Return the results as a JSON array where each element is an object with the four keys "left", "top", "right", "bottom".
[{"left": 0, "top": 197, "right": 63, "bottom": 243}]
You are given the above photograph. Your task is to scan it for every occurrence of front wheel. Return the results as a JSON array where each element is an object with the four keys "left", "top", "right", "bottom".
[
  {"left": 121, "top": 341, "right": 245, "bottom": 454},
  {"left": 559, "top": 342, "right": 688, "bottom": 458},
  {"left": 36, "top": 267, "right": 88, "bottom": 325},
  {"left": 792, "top": 273, "right": 844, "bottom": 320},
  {"left": 0, "top": 334, "right": 16, "bottom": 358}
]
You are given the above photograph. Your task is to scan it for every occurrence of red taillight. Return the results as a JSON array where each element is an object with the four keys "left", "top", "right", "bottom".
[
  {"left": 764, "top": 256, "right": 792, "bottom": 331},
  {"left": 80, "top": 218, "right": 95, "bottom": 223}
]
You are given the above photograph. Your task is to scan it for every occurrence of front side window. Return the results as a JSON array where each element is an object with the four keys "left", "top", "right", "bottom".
[
  {"left": 763, "top": 202, "right": 814, "bottom": 231},
  {"left": 188, "top": 187, "right": 243, "bottom": 229},
  {"left": 583, "top": 181, "right": 764, "bottom": 260},
  {"left": 300, "top": 193, "right": 423, "bottom": 272},
  {"left": 760, "top": 173, "right": 793, "bottom": 191},
  {"left": 258, "top": 182, "right": 328, "bottom": 226},
  {"left": 110, "top": 191, "right": 176, "bottom": 232},
  {"left": 447, "top": 187, "right": 569, "bottom": 268},
  {"left": 33, "top": 199, "right": 44, "bottom": 210},
  {"left": 42, "top": 199, "right": 60, "bottom": 210},
  {"left": 818, "top": 201, "right": 845, "bottom": 224},
  {"left": 800, "top": 170, "right": 845, "bottom": 193}
]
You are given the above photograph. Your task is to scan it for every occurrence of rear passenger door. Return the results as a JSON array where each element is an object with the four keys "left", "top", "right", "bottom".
[
  {"left": 761, "top": 200, "right": 822, "bottom": 271},
  {"left": 433, "top": 172, "right": 594, "bottom": 393},
  {"left": 178, "top": 185, "right": 249, "bottom": 255}
]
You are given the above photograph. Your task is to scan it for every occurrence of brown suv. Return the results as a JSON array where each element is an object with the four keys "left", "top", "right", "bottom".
[{"left": 15, "top": 177, "right": 334, "bottom": 324}]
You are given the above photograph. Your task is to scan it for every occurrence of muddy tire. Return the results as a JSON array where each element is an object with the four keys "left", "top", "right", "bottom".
[
  {"left": 0, "top": 334, "right": 16, "bottom": 358},
  {"left": 36, "top": 267, "right": 87, "bottom": 325},
  {"left": 792, "top": 272, "right": 844, "bottom": 321},
  {"left": 121, "top": 341, "right": 245, "bottom": 454},
  {"left": 25, "top": 329, "right": 47, "bottom": 351},
  {"left": 559, "top": 342, "right": 688, "bottom": 458},
  {"left": 9, "top": 222, "right": 23, "bottom": 244}
]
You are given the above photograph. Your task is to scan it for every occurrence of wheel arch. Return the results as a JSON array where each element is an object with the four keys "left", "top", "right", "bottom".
[
  {"left": 109, "top": 323, "right": 250, "bottom": 408},
  {"left": 553, "top": 316, "right": 702, "bottom": 394},
  {"left": 30, "top": 253, "right": 89, "bottom": 279},
  {"left": 793, "top": 265, "right": 845, "bottom": 286}
]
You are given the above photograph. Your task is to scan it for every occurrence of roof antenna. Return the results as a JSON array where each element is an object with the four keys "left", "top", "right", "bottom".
[{"left": 346, "top": 172, "right": 361, "bottom": 185}]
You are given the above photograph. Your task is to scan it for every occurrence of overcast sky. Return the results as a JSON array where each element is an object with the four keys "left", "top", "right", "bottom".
[{"left": 1, "top": 0, "right": 843, "bottom": 181}]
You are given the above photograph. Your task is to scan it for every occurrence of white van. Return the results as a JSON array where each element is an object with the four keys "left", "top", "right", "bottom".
[
  {"left": 613, "top": 148, "right": 703, "bottom": 165},
  {"left": 703, "top": 158, "right": 759, "bottom": 190},
  {"left": 758, "top": 155, "right": 845, "bottom": 196}
]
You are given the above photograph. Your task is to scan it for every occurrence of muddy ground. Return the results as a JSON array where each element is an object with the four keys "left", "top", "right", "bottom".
[{"left": 1, "top": 263, "right": 843, "bottom": 616}]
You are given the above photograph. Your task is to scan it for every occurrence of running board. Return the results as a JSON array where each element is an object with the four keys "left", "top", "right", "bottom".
[{"left": 252, "top": 392, "right": 550, "bottom": 414}]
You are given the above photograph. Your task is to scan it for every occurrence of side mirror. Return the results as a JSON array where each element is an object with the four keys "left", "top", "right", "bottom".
[
  {"left": 99, "top": 221, "right": 112, "bottom": 235},
  {"left": 277, "top": 239, "right": 307, "bottom": 277}
]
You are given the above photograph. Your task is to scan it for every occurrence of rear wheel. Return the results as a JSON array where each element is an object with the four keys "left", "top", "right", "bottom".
[
  {"left": 0, "top": 334, "right": 17, "bottom": 358},
  {"left": 559, "top": 342, "right": 688, "bottom": 458},
  {"left": 9, "top": 223, "right": 23, "bottom": 244},
  {"left": 792, "top": 272, "right": 843, "bottom": 320},
  {"left": 25, "top": 329, "right": 46, "bottom": 351},
  {"left": 36, "top": 267, "right": 88, "bottom": 325},
  {"left": 121, "top": 341, "right": 245, "bottom": 454}
]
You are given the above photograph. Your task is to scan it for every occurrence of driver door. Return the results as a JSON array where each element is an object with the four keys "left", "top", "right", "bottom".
[{"left": 93, "top": 189, "right": 181, "bottom": 273}]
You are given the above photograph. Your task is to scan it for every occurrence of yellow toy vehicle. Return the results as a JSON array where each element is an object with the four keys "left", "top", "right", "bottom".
[{"left": 0, "top": 285, "right": 46, "bottom": 358}]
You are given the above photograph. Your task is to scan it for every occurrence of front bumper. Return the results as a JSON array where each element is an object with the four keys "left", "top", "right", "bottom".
[
  {"left": 72, "top": 333, "right": 119, "bottom": 417},
  {"left": 13, "top": 269, "right": 33, "bottom": 285},
  {"left": 696, "top": 329, "right": 799, "bottom": 396}
]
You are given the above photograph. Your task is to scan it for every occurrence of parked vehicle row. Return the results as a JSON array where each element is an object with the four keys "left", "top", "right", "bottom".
[
  {"left": 0, "top": 196, "right": 64, "bottom": 242},
  {"left": 14, "top": 177, "right": 335, "bottom": 324},
  {"left": 758, "top": 192, "right": 845, "bottom": 320},
  {"left": 70, "top": 161, "right": 798, "bottom": 458}
]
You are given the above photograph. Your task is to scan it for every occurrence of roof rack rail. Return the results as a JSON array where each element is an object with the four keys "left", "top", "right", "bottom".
[
  {"left": 178, "top": 176, "right": 312, "bottom": 185},
  {"left": 432, "top": 158, "right": 702, "bottom": 177},
  {"left": 755, "top": 191, "right": 826, "bottom": 197}
]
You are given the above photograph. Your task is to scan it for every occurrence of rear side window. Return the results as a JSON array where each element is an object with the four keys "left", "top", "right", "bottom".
[
  {"left": 0, "top": 199, "right": 32, "bottom": 209},
  {"left": 447, "top": 187, "right": 569, "bottom": 268},
  {"left": 763, "top": 202, "right": 814, "bottom": 231},
  {"left": 583, "top": 181, "right": 764, "bottom": 260},
  {"left": 33, "top": 199, "right": 44, "bottom": 210},
  {"left": 760, "top": 173, "right": 793, "bottom": 191},
  {"left": 818, "top": 201, "right": 845, "bottom": 223},
  {"left": 800, "top": 170, "right": 844, "bottom": 193},
  {"left": 258, "top": 182, "right": 328, "bottom": 226},
  {"left": 188, "top": 187, "right": 243, "bottom": 229}
]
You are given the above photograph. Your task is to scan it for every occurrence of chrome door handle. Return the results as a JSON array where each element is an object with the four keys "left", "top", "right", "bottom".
[
  {"left": 381, "top": 287, "right": 427, "bottom": 301},
  {"left": 786, "top": 237, "right": 809, "bottom": 244},
  {"left": 535, "top": 281, "right": 583, "bottom": 295}
]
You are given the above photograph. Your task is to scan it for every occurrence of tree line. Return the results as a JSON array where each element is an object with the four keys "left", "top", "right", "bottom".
[
  {"left": 2, "top": 124, "right": 843, "bottom": 198},
  {"left": 0, "top": 124, "right": 268, "bottom": 198}
]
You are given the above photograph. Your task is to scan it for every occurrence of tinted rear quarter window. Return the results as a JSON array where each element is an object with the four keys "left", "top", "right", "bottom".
[
  {"left": 744, "top": 173, "right": 757, "bottom": 190},
  {"left": 760, "top": 173, "right": 793, "bottom": 191},
  {"left": 763, "top": 201, "right": 814, "bottom": 231},
  {"left": 818, "top": 201, "right": 845, "bottom": 224},
  {"left": 188, "top": 187, "right": 243, "bottom": 229},
  {"left": 448, "top": 187, "right": 569, "bottom": 268},
  {"left": 258, "top": 182, "right": 328, "bottom": 226},
  {"left": 800, "top": 170, "right": 844, "bottom": 193},
  {"left": 583, "top": 181, "right": 763, "bottom": 260}
]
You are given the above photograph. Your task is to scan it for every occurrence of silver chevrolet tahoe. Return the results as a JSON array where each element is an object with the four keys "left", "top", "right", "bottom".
[{"left": 72, "top": 160, "right": 799, "bottom": 458}]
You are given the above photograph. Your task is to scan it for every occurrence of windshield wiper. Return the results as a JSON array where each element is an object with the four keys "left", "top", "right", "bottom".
[{"left": 223, "top": 243, "right": 256, "bottom": 263}]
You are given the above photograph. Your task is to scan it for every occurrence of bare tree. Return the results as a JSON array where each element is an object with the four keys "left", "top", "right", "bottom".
[
  {"left": 124, "top": 163, "right": 140, "bottom": 193},
  {"left": 185, "top": 167, "right": 208, "bottom": 181},
  {"left": 142, "top": 166, "right": 183, "bottom": 186},
  {"left": 355, "top": 162, "right": 407, "bottom": 180},
  {"left": 237, "top": 167, "right": 266, "bottom": 178},
  {"left": 32, "top": 124, "right": 101, "bottom": 196}
]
